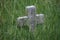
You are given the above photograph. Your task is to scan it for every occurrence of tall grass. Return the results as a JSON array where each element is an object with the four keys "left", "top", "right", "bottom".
[{"left": 0, "top": 0, "right": 60, "bottom": 40}]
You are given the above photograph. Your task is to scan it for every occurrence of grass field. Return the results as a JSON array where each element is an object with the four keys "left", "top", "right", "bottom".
[{"left": 0, "top": 0, "right": 60, "bottom": 40}]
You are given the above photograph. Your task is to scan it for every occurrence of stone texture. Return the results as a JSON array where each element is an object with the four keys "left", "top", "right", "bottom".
[
  {"left": 17, "top": 5, "right": 44, "bottom": 32},
  {"left": 26, "top": 5, "right": 36, "bottom": 32},
  {"left": 17, "top": 14, "right": 44, "bottom": 27}
]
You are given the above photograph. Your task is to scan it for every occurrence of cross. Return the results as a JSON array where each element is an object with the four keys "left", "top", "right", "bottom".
[{"left": 17, "top": 5, "right": 44, "bottom": 32}]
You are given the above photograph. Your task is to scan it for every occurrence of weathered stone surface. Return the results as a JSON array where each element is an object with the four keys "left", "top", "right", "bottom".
[
  {"left": 17, "top": 5, "right": 44, "bottom": 32},
  {"left": 17, "top": 16, "right": 28, "bottom": 27},
  {"left": 17, "top": 14, "right": 44, "bottom": 27},
  {"left": 36, "top": 14, "right": 44, "bottom": 24},
  {"left": 26, "top": 5, "right": 36, "bottom": 32}
]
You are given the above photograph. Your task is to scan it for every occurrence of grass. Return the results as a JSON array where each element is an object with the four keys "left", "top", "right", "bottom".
[{"left": 0, "top": 0, "right": 60, "bottom": 40}]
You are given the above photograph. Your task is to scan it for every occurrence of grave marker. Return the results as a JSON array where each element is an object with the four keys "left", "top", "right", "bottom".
[{"left": 17, "top": 5, "right": 44, "bottom": 32}]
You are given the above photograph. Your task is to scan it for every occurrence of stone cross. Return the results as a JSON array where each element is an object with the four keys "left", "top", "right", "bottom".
[{"left": 17, "top": 5, "right": 44, "bottom": 32}]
